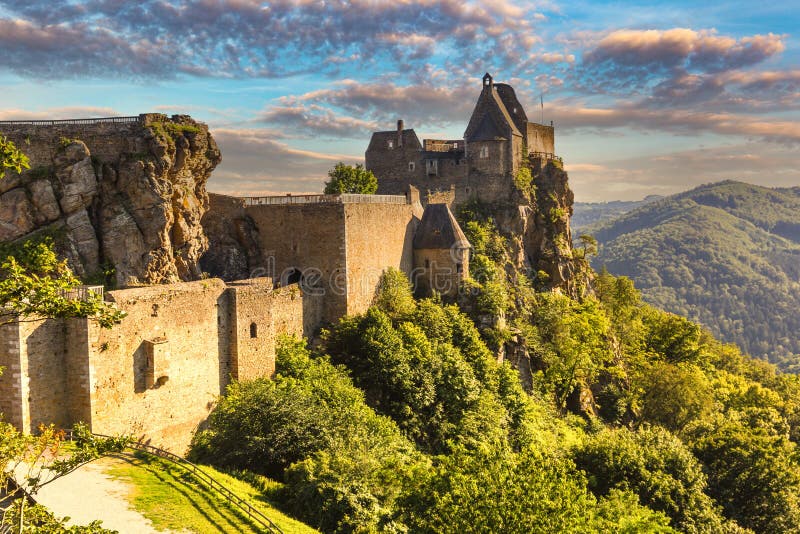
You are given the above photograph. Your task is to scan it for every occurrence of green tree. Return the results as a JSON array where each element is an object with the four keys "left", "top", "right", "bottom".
[
  {"left": 688, "top": 409, "right": 800, "bottom": 533},
  {"left": 0, "top": 134, "right": 30, "bottom": 179},
  {"left": 399, "top": 443, "right": 674, "bottom": 533},
  {"left": 0, "top": 238, "right": 125, "bottom": 328},
  {"left": 573, "top": 425, "right": 732, "bottom": 533},
  {"left": 323, "top": 162, "right": 378, "bottom": 194},
  {"left": 0, "top": 422, "right": 127, "bottom": 532}
]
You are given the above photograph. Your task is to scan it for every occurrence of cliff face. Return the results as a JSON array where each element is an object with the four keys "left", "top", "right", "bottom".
[
  {"left": 525, "top": 159, "right": 576, "bottom": 289},
  {"left": 200, "top": 193, "right": 265, "bottom": 281},
  {"left": 487, "top": 157, "right": 576, "bottom": 292},
  {"left": 0, "top": 114, "right": 221, "bottom": 286}
]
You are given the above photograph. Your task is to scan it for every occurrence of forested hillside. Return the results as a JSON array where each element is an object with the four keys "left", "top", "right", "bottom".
[
  {"left": 189, "top": 204, "right": 800, "bottom": 533},
  {"left": 585, "top": 181, "right": 800, "bottom": 370}
]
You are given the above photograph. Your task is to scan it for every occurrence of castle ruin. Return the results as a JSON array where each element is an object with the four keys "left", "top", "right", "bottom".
[{"left": 0, "top": 73, "right": 575, "bottom": 453}]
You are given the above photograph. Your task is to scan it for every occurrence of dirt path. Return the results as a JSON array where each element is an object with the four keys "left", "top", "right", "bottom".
[{"left": 33, "top": 457, "right": 176, "bottom": 533}]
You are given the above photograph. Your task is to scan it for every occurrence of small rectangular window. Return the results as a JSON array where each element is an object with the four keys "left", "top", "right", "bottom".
[
  {"left": 480, "top": 146, "right": 489, "bottom": 159},
  {"left": 388, "top": 140, "right": 394, "bottom": 149},
  {"left": 409, "top": 161, "right": 415, "bottom": 171}
]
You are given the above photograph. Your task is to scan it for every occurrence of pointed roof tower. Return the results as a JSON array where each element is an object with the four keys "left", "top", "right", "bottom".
[
  {"left": 413, "top": 204, "right": 471, "bottom": 250},
  {"left": 464, "top": 73, "right": 522, "bottom": 142}
]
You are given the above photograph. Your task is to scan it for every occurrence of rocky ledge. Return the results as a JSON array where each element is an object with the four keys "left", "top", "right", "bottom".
[{"left": 0, "top": 114, "right": 221, "bottom": 286}]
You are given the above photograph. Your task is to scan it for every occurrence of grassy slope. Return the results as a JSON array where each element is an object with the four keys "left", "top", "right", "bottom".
[
  {"left": 588, "top": 181, "right": 800, "bottom": 369},
  {"left": 103, "top": 452, "right": 318, "bottom": 534}
]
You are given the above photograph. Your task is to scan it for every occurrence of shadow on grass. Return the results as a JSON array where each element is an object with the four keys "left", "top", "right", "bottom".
[{"left": 110, "top": 452, "right": 264, "bottom": 534}]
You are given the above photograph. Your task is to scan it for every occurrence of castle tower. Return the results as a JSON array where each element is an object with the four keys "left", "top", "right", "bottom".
[{"left": 413, "top": 203, "right": 471, "bottom": 298}]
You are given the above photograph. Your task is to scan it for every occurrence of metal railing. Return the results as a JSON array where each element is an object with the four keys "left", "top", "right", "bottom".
[
  {"left": 529, "top": 151, "right": 563, "bottom": 164},
  {"left": 243, "top": 193, "right": 407, "bottom": 206},
  {"left": 63, "top": 430, "right": 283, "bottom": 534},
  {"left": 0, "top": 116, "right": 141, "bottom": 126},
  {"left": 58, "top": 285, "right": 104, "bottom": 301}
]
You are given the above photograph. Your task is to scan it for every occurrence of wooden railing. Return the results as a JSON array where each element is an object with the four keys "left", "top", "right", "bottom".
[{"left": 63, "top": 430, "right": 284, "bottom": 534}]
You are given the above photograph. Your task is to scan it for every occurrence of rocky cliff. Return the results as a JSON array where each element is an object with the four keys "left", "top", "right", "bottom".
[{"left": 0, "top": 114, "right": 221, "bottom": 286}]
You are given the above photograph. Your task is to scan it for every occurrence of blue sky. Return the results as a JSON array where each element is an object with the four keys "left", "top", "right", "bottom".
[{"left": 0, "top": 1, "right": 798, "bottom": 201}]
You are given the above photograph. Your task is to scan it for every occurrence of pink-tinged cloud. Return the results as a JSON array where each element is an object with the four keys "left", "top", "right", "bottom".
[
  {"left": 280, "top": 79, "right": 477, "bottom": 127},
  {"left": 255, "top": 105, "right": 378, "bottom": 138},
  {"left": 0, "top": 106, "right": 122, "bottom": 120},
  {"left": 551, "top": 103, "right": 800, "bottom": 144},
  {"left": 209, "top": 128, "right": 361, "bottom": 196},
  {"left": 0, "top": 0, "right": 544, "bottom": 79},
  {"left": 585, "top": 28, "right": 784, "bottom": 71}
]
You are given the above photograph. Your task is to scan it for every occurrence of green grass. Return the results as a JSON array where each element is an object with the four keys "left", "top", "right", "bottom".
[{"left": 102, "top": 452, "right": 317, "bottom": 534}]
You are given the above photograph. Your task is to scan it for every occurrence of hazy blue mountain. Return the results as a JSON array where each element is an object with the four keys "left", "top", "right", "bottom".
[
  {"left": 572, "top": 195, "right": 663, "bottom": 231},
  {"left": 587, "top": 180, "right": 800, "bottom": 370}
]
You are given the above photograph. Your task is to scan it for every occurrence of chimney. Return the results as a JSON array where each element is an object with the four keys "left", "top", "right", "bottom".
[{"left": 397, "top": 119, "right": 404, "bottom": 147}]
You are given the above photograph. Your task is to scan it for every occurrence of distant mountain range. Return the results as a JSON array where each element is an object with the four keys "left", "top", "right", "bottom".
[
  {"left": 572, "top": 196, "right": 663, "bottom": 230},
  {"left": 577, "top": 181, "right": 800, "bottom": 371}
]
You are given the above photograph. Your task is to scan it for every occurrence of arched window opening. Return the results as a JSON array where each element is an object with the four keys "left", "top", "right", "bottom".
[{"left": 250, "top": 322, "right": 258, "bottom": 338}]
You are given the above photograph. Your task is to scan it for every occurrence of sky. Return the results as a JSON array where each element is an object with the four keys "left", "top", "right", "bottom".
[{"left": 0, "top": 1, "right": 798, "bottom": 202}]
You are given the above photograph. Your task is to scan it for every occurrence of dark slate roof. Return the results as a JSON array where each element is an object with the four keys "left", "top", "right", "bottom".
[
  {"left": 413, "top": 203, "right": 471, "bottom": 250},
  {"left": 464, "top": 83, "right": 522, "bottom": 142},
  {"left": 366, "top": 129, "right": 422, "bottom": 152},
  {"left": 469, "top": 113, "right": 508, "bottom": 142},
  {"left": 494, "top": 83, "right": 528, "bottom": 133},
  {"left": 490, "top": 88, "right": 522, "bottom": 137}
]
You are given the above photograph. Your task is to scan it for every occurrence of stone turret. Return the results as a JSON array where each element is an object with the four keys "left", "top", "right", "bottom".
[{"left": 413, "top": 203, "right": 471, "bottom": 297}]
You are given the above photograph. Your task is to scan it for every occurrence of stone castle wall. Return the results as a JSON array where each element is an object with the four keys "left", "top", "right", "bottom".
[
  {"left": 0, "top": 276, "right": 306, "bottom": 454},
  {"left": 0, "top": 117, "right": 150, "bottom": 168},
  {"left": 244, "top": 197, "right": 416, "bottom": 328},
  {"left": 527, "top": 123, "right": 555, "bottom": 154},
  {"left": 246, "top": 201, "right": 347, "bottom": 329},
  {"left": 343, "top": 202, "right": 417, "bottom": 315},
  {"left": 89, "top": 279, "right": 231, "bottom": 452},
  {"left": 228, "top": 278, "right": 304, "bottom": 382}
]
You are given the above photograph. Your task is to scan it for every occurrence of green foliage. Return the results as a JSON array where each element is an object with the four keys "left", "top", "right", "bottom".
[
  {"left": 0, "top": 238, "right": 125, "bottom": 327},
  {"left": 399, "top": 443, "right": 675, "bottom": 533},
  {"left": 373, "top": 268, "right": 416, "bottom": 318},
  {"left": 323, "top": 302, "right": 523, "bottom": 453},
  {"left": 1, "top": 501, "right": 117, "bottom": 533},
  {"left": 574, "top": 426, "right": 730, "bottom": 533},
  {"left": 191, "top": 337, "right": 411, "bottom": 478},
  {"left": 513, "top": 166, "right": 536, "bottom": 199},
  {"left": 688, "top": 409, "right": 800, "bottom": 533},
  {"left": 586, "top": 181, "right": 800, "bottom": 369},
  {"left": 0, "top": 422, "right": 127, "bottom": 532},
  {"left": 323, "top": 162, "right": 378, "bottom": 194},
  {"left": 147, "top": 120, "right": 200, "bottom": 142},
  {"left": 0, "top": 134, "right": 30, "bottom": 178},
  {"left": 529, "top": 293, "right": 613, "bottom": 410}
]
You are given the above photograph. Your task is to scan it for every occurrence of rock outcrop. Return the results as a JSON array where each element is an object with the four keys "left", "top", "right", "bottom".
[
  {"left": 200, "top": 193, "right": 265, "bottom": 281},
  {"left": 0, "top": 114, "right": 221, "bottom": 286}
]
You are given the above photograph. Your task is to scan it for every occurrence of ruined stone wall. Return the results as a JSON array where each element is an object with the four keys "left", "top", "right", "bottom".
[
  {"left": 0, "top": 117, "right": 148, "bottom": 168},
  {"left": 343, "top": 202, "right": 416, "bottom": 315},
  {"left": 0, "top": 320, "right": 24, "bottom": 429},
  {"left": 89, "top": 279, "right": 231, "bottom": 453},
  {"left": 228, "top": 278, "right": 304, "bottom": 382},
  {"left": 527, "top": 123, "right": 555, "bottom": 154},
  {"left": 246, "top": 202, "right": 347, "bottom": 329},
  {"left": 19, "top": 319, "right": 70, "bottom": 432}
]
